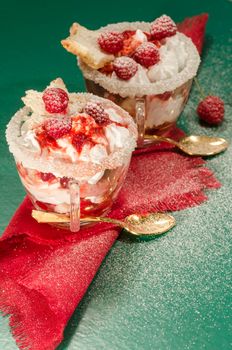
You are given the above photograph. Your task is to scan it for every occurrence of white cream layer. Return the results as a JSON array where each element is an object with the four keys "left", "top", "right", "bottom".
[
  {"left": 145, "top": 94, "right": 185, "bottom": 128},
  {"left": 20, "top": 108, "right": 130, "bottom": 165},
  {"left": 109, "top": 34, "right": 188, "bottom": 85},
  {"left": 20, "top": 175, "right": 106, "bottom": 206}
]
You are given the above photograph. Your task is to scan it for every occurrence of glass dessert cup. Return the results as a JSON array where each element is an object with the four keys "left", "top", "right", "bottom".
[
  {"left": 6, "top": 79, "right": 137, "bottom": 232},
  {"left": 70, "top": 21, "right": 200, "bottom": 147},
  {"left": 85, "top": 78, "right": 193, "bottom": 147}
]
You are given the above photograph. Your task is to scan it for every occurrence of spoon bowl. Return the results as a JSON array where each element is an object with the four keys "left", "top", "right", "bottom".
[
  {"left": 124, "top": 213, "right": 176, "bottom": 236},
  {"left": 145, "top": 134, "right": 229, "bottom": 156},
  {"left": 178, "top": 135, "right": 229, "bottom": 156}
]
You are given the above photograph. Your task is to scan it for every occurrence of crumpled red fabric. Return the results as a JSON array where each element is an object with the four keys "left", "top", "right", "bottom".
[
  {"left": 177, "top": 13, "right": 209, "bottom": 54},
  {"left": 0, "top": 15, "right": 213, "bottom": 350}
]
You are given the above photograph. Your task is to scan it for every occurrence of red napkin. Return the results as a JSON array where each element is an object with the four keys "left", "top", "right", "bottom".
[
  {"left": 0, "top": 15, "right": 212, "bottom": 350},
  {"left": 0, "top": 130, "right": 220, "bottom": 350},
  {"left": 177, "top": 13, "right": 209, "bottom": 54}
]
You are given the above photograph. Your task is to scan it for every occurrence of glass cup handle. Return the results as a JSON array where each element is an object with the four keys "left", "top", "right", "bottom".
[
  {"left": 135, "top": 97, "right": 146, "bottom": 147},
  {"left": 69, "top": 179, "right": 80, "bottom": 232}
]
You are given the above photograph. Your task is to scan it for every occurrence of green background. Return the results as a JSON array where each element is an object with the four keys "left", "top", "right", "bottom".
[{"left": 0, "top": 0, "right": 231, "bottom": 349}]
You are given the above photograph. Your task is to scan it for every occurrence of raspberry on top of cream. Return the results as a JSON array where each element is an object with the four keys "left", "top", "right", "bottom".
[
  {"left": 96, "top": 15, "right": 180, "bottom": 81},
  {"left": 6, "top": 78, "right": 137, "bottom": 182},
  {"left": 62, "top": 15, "right": 200, "bottom": 98},
  {"left": 95, "top": 15, "right": 194, "bottom": 84}
]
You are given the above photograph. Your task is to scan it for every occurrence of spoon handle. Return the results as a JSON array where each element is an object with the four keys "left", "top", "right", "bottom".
[
  {"left": 32, "top": 210, "right": 124, "bottom": 228},
  {"left": 82, "top": 216, "right": 125, "bottom": 228},
  {"left": 32, "top": 210, "right": 69, "bottom": 223},
  {"left": 145, "top": 134, "right": 180, "bottom": 148}
]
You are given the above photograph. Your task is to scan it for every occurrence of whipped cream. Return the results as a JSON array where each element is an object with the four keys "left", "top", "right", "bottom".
[
  {"left": 105, "top": 108, "right": 123, "bottom": 123},
  {"left": 22, "top": 130, "right": 41, "bottom": 152},
  {"left": 20, "top": 109, "right": 133, "bottom": 167},
  {"left": 148, "top": 46, "right": 179, "bottom": 81},
  {"left": 145, "top": 93, "right": 185, "bottom": 128},
  {"left": 108, "top": 34, "right": 188, "bottom": 85},
  {"left": 21, "top": 179, "right": 106, "bottom": 208},
  {"left": 148, "top": 35, "right": 187, "bottom": 82},
  {"left": 89, "top": 144, "right": 108, "bottom": 164},
  {"left": 56, "top": 138, "right": 78, "bottom": 162},
  {"left": 78, "top": 143, "right": 108, "bottom": 166},
  {"left": 20, "top": 177, "right": 70, "bottom": 205},
  {"left": 133, "top": 29, "right": 147, "bottom": 43},
  {"left": 111, "top": 64, "right": 151, "bottom": 86},
  {"left": 19, "top": 168, "right": 107, "bottom": 208},
  {"left": 105, "top": 124, "right": 130, "bottom": 152},
  {"left": 165, "top": 35, "right": 188, "bottom": 71},
  {"left": 20, "top": 80, "right": 135, "bottom": 163}
]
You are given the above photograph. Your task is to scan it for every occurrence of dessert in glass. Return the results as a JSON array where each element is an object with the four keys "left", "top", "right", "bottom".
[
  {"left": 6, "top": 78, "right": 137, "bottom": 231},
  {"left": 61, "top": 15, "right": 200, "bottom": 146}
]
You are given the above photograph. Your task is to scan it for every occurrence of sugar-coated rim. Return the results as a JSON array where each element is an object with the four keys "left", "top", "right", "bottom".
[
  {"left": 6, "top": 93, "right": 137, "bottom": 181},
  {"left": 78, "top": 22, "right": 200, "bottom": 98}
]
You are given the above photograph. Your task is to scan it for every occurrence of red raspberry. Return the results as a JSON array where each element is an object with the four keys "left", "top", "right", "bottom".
[
  {"left": 42, "top": 88, "right": 69, "bottom": 114},
  {"left": 133, "top": 42, "right": 160, "bottom": 68},
  {"left": 197, "top": 96, "right": 225, "bottom": 125},
  {"left": 98, "top": 31, "right": 124, "bottom": 54},
  {"left": 151, "top": 15, "right": 177, "bottom": 40},
  {"left": 72, "top": 134, "right": 89, "bottom": 153},
  {"left": 113, "top": 57, "right": 138, "bottom": 80},
  {"left": 84, "top": 102, "right": 109, "bottom": 125},
  {"left": 60, "top": 176, "right": 70, "bottom": 188},
  {"left": 40, "top": 172, "right": 55, "bottom": 182},
  {"left": 44, "top": 117, "right": 72, "bottom": 139}
]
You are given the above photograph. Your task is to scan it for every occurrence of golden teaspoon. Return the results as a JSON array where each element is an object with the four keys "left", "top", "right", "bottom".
[
  {"left": 145, "top": 134, "right": 229, "bottom": 156},
  {"left": 32, "top": 210, "right": 176, "bottom": 237}
]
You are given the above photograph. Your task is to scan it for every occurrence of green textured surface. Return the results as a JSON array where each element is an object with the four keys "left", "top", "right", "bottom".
[{"left": 0, "top": 0, "right": 232, "bottom": 349}]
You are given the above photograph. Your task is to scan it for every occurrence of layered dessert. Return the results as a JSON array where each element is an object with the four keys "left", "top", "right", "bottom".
[
  {"left": 62, "top": 15, "right": 200, "bottom": 140},
  {"left": 6, "top": 78, "right": 137, "bottom": 220}
]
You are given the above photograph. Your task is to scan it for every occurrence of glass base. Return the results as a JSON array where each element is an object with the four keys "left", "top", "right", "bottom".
[{"left": 16, "top": 160, "right": 130, "bottom": 232}]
